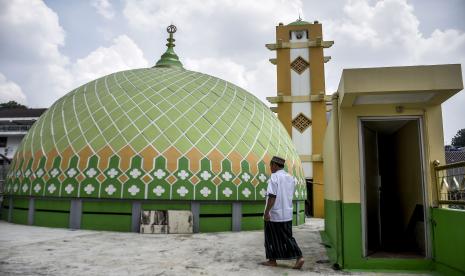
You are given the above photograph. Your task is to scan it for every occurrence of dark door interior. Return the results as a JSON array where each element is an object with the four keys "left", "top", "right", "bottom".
[{"left": 362, "top": 119, "right": 426, "bottom": 258}]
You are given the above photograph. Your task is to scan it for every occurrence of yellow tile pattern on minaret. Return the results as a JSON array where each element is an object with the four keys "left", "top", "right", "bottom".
[{"left": 268, "top": 21, "right": 332, "bottom": 218}]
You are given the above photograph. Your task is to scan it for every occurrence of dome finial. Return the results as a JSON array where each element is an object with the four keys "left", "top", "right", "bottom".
[{"left": 154, "top": 24, "right": 183, "bottom": 68}]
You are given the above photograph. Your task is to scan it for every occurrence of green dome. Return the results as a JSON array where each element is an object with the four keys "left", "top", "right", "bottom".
[
  {"left": 288, "top": 19, "right": 311, "bottom": 26},
  {"left": 6, "top": 67, "right": 306, "bottom": 202}
]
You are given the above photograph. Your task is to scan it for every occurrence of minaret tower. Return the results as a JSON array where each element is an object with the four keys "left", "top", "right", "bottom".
[{"left": 266, "top": 19, "right": 333, "bottom": 218}]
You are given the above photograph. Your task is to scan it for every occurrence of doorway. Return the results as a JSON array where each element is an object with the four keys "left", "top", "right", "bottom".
[{"left": 360, "top": 118, "right": 427, "bottom": 258}]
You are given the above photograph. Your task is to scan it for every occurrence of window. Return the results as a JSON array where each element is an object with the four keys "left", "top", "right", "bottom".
[{"left": 0, "top": 137, "right": 7, "bottom": 147}]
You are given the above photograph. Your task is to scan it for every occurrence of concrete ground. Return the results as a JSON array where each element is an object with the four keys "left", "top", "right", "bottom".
[{"left": 0, "top": 219, "right": 431, "bottom": 276}]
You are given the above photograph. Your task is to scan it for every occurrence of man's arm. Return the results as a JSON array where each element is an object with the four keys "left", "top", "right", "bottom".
[{"left": 264, "top": 195, "right": 276, "bottom": 221}]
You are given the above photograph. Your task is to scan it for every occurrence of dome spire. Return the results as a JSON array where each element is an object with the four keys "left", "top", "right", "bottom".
[{"left": 154, "top": 24, "right": 183, "bottom": 68}]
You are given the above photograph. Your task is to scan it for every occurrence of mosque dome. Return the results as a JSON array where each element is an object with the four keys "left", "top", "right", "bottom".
[{"left": 4, "top": 25, "right": 306, "bottom": 232}]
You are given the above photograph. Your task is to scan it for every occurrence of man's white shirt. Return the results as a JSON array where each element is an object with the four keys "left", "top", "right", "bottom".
[{"left": 266, "top": 169, "right": 295, "bottom": 222}]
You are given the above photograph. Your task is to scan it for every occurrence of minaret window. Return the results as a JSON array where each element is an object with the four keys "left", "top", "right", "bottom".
[
  {"left": 289, "top": 30, "right": 308, "bottom": 40},
  {"left": 290, "top": 56, "right": 309, "bottom": 74},
  {"left": 292, "top": 113, "right": 312, "bottom": 133}
]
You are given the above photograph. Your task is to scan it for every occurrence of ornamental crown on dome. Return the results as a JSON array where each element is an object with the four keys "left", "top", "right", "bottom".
[{"left": 154, "top": 24, "right": 183, "bottom": 68}]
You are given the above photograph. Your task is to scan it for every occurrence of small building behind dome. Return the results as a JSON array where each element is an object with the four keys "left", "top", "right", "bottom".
[{"left": 1, "top": 25, "right": 306, "bottom": 233}]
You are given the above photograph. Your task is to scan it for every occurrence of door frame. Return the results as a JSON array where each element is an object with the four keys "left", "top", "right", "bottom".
[{"left": 358, "top": 116, "right": 431, "bottom": 258}]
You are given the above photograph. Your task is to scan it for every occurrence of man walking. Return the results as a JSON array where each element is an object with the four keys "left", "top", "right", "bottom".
[{"left": 261, "top": 156, "right": 304, "bottom": 269}]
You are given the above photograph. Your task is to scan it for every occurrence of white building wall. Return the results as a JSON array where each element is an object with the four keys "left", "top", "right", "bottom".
[
  {"left": 290, "top": 43, "right": 310, "bottom": 96},
  {"left": 302, "top": 162, "right": 312, "bottom": 178},
  {"left": 291, "top": 103, "right": 312, "bottom": 156}
]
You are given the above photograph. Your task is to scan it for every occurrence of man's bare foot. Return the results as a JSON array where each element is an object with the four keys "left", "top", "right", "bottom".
[
  {"left": 293, "top": 257, "right": 304, "bottom": 269},
  {"left": 260, "top": 260, "right": 277, "bottom": 267}
]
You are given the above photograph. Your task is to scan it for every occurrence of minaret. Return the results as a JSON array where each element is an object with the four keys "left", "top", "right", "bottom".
[
  {"left": 266, "top": 19, "right": 333, "bottom": 218},
  {"left": 154, "top": 24, "right": 183, "bottom": 68}
]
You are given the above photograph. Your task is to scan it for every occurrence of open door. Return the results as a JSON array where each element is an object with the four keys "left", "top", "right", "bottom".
[{"left": 360, "top": 118, "right": 428, "bottom": 258}]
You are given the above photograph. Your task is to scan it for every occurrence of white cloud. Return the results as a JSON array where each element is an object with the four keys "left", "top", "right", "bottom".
[
  {"left": 122, "top": 0, "right": 301, "bottom": 103},
  {"left": 0, "top": 73, "right": 27, "bottom": 104},
  {"left": 184, "top": 57, "right": 275, "bottom": 104},
  {"left": 72, "top": 35, "right": 149, "bottom": 87},
  {"left": 0, "top": 0, "right": 463, "bottom": 144},
  {"left": 122, "top": 0, "right": 304, "bottom": 68},
  {"left": 320, "top": 0, "right": 465, "bottom": 143},
  {"left": 123, "top": 0, "right": 302, "bottom": 32},
  {"left": 322, "top": 0, "right": 465, "bottom": 77},
  {"left": 122, "top": 0, "right": 464, "bottom": 143},
  {"left": 0, "top": 0, "right": 72, "bottom": 106},
  {"left": 0, "top": 1, "right": 148, "bottom": 107},
  {"left": 184, "top": 57, "right": 251, "bottom": 89},
  {"left": 91, "top": 0, "right": 115, "bottom": 19}
]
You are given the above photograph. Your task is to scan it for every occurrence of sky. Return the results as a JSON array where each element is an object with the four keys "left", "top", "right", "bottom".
[{"left": 0, "top": 0, "right": 464, "bottom": 144}]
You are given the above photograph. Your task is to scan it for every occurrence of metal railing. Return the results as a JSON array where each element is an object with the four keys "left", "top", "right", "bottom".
[
  {"left": 434, "top": 161, "right": 465, "bottom": 209},
  {"left": 0, "top": 125, "right": 32, "bottom": 132}
]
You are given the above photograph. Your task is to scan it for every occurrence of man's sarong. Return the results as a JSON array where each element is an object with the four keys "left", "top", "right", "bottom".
[{"left": 264, "top": 220, "right": 302, "bottom": 260}]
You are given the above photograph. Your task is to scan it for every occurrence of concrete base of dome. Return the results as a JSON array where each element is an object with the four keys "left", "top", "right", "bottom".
[{"left": 1, "top": 196, "right": 306, "bottom": 233}]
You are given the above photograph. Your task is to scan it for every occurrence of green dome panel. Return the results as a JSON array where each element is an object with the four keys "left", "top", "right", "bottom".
[{"left": 6, "top": 67, "right": 306, "bottom": 201}]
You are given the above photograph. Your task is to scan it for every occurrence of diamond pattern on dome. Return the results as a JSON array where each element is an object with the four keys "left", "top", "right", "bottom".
[
  {"left": 9, "top": 67, "right": 306, "bottom": 201},
  {"left": 292, "top": 113, "right": 312, "bottom": 133},
  {"left": 290, "top": 56, "right": 309, "bottom": 74}
]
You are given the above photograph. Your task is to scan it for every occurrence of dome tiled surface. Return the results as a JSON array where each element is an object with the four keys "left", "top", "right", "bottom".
[{"left": 6, "top": 67, "right": 306, "bottom": 201}]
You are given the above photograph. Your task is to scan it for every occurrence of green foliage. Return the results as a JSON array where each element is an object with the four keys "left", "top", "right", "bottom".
[
  {"left": 451, "top": 128, "right": 465, "bottom": 147},
  {"left": 0, "top": 101, "right": 27, "bottom": 109}
]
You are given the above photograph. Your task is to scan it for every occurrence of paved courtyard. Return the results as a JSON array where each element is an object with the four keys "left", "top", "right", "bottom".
[{"left": 0, "top": 219, "right": 431, "bottom": 275}]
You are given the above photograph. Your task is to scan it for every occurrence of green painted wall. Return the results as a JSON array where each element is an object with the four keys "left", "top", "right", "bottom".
[
  {"left": 323, "top": 202, "right": 434, "bottom": 271},
  {"left": 432, "top": 208, "right": 465, "bottom": 275},
  {"left": 322, "top": 199, "right": 342, "bottom": 266},
  {"left": 81, "top": 201, "right": 132, "bottom": 232},
  {"left": 323, "top": 202, "right": 465, "bottom": 274},
  {"left": 299, "top": 210, "right": 305, "bottom": 224},
  {"left": 11, "top": 209, "right": 28, "bottom": 225},
  {"left": 241, "top": 202, "right": 264, "bottom": 230},
  {"left": 200, "top": 217, "right": 231, "bottom": 232},
  {"left": 35, "top": 199, "right": 71, "bottom": 211},
  {"left": 34, "top": 199, "right": 70, "bottom": 228},
  {"left": 342, "top": 203, "right": 433, "bottom": 271},
  {"left": 11, "top": 198, "right": 29, "bottom": 225},
  {"left": 241, "top": 217, "right": 264, "bottom": 230},
  {"left": 242, "top": 202, "right": 264, "bottom": 213},
  {"left": 1, "top": 197, "right": 305, "bottom": 233},
  {"left": 82, "top": 201, "right": 132, "bottom": 213},
  {"left": 81, "top": 214, "right": 132, "bottom": 232},
  {"left": 142, "top": 202, "right": 190, "bottom": 211},
  {"left": 35, "top": 211, "right": 69, "bottom": 228},
  {"left": 200, "top": 204, "right": 232, "bottom": 214},
  {"left": 13, "top": 198, "right": 29, "bottom": 208},
  {"left": 199, "top": 203, "right": 232, "bottom": 232},
  {"left": 1, "top": 197, "right": 9, "bottom": 220},
  {"left": 1, "top": 207, "right": 8, "bottom": 220}
]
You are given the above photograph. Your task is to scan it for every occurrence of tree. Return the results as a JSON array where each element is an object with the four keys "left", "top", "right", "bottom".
[
  {"left": 0, "top": 101, "right": 27, "bottom": 109},
  {"left": 451, "top": 128, "right": 465, "bottom": 147}
]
